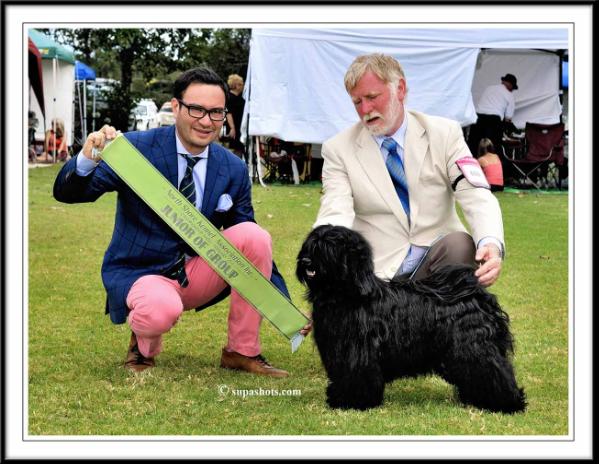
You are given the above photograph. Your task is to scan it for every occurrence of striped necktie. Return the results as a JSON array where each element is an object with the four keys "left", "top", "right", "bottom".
[
  {"left": 382, "top": 137, "right": 410, "bottom": 219},
  {"left": 179, "top": 153, "right": 202, "bottom": 207},
  {"left": 170, "top": 153, "right": 202, "bottom": 288}
]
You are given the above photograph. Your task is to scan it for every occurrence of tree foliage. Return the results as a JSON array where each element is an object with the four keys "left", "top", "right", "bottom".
[
  {"left": 179, "top": 29, "right": 251, "bottom": 79},
  {"left": 42, "top": 28, "right": 251, "bottom": 134}
]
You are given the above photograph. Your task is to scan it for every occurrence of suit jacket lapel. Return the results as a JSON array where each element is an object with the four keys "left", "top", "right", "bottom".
[
  {"left": 153, "top": 125, "right": 179, "bottom": 187},
  {"left": 354, "top": 125, "right": 409, "bottom": 231},
  {"left": 404, "top": 112, "right": 427, "bottom": 227},
  {"left": 201, "top": 144, "right": 226, "bottom": 217}
]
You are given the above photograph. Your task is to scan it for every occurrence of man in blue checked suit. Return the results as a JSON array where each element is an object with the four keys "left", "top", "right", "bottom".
[{"left": 54, "top": 67, "right": 310, "bottom": 376}]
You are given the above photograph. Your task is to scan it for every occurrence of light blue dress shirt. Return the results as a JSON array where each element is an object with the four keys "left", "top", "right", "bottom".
[{"left": 373, "top": 116, "right": 427, "bottom": 275}]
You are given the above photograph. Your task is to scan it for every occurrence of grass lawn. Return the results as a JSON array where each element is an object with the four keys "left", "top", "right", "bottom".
[{"left": 28, "top": 163, "right": 569, "bottom": 436}]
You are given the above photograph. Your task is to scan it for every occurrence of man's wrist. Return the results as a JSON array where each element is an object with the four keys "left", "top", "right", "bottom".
[
  {"left": 477, "top": 237, "right": 505, "bottom": 259},
  {"left": 75, "top": 151, "right": 99, "bottom": 176}
]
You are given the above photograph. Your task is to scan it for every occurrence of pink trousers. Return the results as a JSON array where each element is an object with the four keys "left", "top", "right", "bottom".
[{"left": 126, "top": 222, "right": 273, "bottom": 359}]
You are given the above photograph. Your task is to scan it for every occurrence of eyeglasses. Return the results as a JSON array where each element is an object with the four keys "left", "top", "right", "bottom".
[{"left": 177, "top": 99, "right": 228, "bottom": 121}]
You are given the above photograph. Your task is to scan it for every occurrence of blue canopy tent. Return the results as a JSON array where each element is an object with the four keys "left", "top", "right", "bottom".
[
  {"left": 561, "top": 60, "right": 569, "bottom": 89},
  {"left": 75, "top": 60, "right": 96, "bottom": 80},
  {"left": 74, "top": 60, "right": 96, "bottom": 141}
]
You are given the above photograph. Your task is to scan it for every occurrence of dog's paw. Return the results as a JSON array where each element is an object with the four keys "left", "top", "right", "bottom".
[{"left": 326, "top": 393, "right": 383, "bottom": 411}]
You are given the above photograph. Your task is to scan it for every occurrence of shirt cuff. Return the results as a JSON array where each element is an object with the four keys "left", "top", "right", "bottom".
[
  {"left": 75, "top": 151, "right": 99, "bottom": 176},
  {"left": 477, "top": 237, "right": 505, "bottom": 259},
  {"left": 399, "top": 244, "right": 428, "bottom": 275}
]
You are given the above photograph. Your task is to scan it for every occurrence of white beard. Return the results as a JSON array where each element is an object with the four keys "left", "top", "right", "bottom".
[{"left": 362, "top": 89, "right": 402, "bottom": 136}]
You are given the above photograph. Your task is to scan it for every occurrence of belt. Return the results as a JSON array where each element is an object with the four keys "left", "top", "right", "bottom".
[{"left": 162, "top": 254, "right": 189, "bottom": 287}]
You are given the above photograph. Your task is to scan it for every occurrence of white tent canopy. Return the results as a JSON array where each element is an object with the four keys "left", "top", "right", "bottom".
[{"left": 244, "top": 27, "right": 569, "bottom": 144}]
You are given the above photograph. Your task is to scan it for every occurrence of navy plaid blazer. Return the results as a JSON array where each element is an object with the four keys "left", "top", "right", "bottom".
[{"left": 53, "top": 125, "right": 290, "bottom": 324}]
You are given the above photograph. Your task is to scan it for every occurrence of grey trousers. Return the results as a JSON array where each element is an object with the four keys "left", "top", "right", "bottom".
[{"left": 392, "top": 231, "right": 477, "bottom": 282}]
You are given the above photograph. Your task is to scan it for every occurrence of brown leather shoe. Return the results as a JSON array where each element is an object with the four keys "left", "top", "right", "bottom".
[
  {"left": 220, "top": 348, "right": 289, "bottom": 378},
  {"left": 124, "top": 332, "right": 155, "bottom": 372}
]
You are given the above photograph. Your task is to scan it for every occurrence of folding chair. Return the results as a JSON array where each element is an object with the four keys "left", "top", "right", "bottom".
[
  {"left": 256, "top": 136, "right": 275, "bottom": 183},
  {"left": 287, "top": 142, "right": 312, "bottom": 184},
  {"left": 256, "top": 137, "right": 293, "bottom": 184},
  {"left": 501, "top": 122, "right": 565, "bottom": 190},
  {"left": 299, "top": 144, "right": 312, "bottom": 183}
]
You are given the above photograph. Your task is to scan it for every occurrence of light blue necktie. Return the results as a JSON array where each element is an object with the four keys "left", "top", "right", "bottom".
[{"left": 382, "top": 137, "right": 410, "bottom": 219}]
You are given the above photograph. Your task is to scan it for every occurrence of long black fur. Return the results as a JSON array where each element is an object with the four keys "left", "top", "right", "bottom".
[{"left": 296, "top": 225, "right": 526, "bottom": 413}]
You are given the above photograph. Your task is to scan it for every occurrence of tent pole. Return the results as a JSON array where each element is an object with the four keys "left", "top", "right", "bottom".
[
  {"left": 52, "top": 57, "right": 57, "bottom": 163},
  {"left": 247, "top": 135, "right": 253, "bottom": 179},
  {"left": 255, "top": 137, "right": 267, "bottom": 188},
  {"left": 71, "top": 82, "right": 76, "bottom": 158},
  {"left": 92, "top": 85, "right": 96, "bottom": 132},
  {"left": 82, "top": 79, "right": 88, "bottom": 141},
  {"left": 76, "top": 80, "right": 83, "bottom": 145}
]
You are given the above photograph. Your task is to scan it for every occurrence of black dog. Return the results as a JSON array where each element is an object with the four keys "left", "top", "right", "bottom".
[{"left": 296, "top": 225, "right": 526, "bottom": 413}]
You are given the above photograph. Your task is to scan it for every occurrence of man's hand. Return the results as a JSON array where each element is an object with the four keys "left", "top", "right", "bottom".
[
  {"left": 299, "top": 319, "right": 313, "bottom": 337},
  {"left": 474, "top": 244, "right": 502, "bottom": 287},
  {"left": 82, "top": 125, "right": 119, "bottom": 161}
]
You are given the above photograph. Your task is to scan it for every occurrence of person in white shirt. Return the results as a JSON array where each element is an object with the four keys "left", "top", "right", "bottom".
[{"left": 467, "top": 73, "right": 518, "bottom": 155}]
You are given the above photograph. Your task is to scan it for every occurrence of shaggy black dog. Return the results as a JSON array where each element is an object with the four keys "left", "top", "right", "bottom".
[{"left": 296, "top": 225, "right": 526, "bottom": 413}]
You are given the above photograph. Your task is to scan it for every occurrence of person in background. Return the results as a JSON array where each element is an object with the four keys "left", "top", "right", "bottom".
[
  {"left": 467, "top": 73, "right": 519, "bottom": 156},
  {"left": 28, "top": 111, "right": 39, "bottom": 162},
  {"left": 40, "top": 118, "right": 69, "bottom": 162},
  {"left": 224, "top": 74, "right": 247, "bottom": 161},
  {"left": 476, "top": 138, "right": 504, "bottom": 192}
]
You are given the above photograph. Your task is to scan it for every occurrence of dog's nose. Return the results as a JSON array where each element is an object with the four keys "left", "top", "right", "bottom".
[{"left": 301, "top": 257, "right": 312, "bottom": 267}]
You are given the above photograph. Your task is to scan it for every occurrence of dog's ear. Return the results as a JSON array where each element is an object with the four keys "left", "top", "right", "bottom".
[
  {"left": 297, "top": 225, "right": 377, "bottom": 293},
  {"left": 343, "top": 238, "right": 378, "bottom": 297},
  {"left": 357, "top": 273, "right": 378, "bottom": 297},
  {"left": 347, "top": 228, "right": 375, "bottom": 271},
  {"left": 320, "top": 234, "right": 345, "bottom": 281}
]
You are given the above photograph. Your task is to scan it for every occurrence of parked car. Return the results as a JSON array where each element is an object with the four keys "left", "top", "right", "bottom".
[
  {"left": 157, "top": 101, "right": 175, "bottom": 126},
  {"left": 132, "top": 99, "right": 159, "bottom": 131},
  {"left": 88, "top": 77, "right": 118, "bottom": 111}
]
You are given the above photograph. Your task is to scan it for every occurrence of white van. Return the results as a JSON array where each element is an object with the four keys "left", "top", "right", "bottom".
[{"left": 132, "top": 99, "right": 159, "bottom": 131}]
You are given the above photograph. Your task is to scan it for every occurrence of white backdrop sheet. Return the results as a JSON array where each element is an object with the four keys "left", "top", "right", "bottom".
[
  {"left": 245, "top": 27, "right": 568, "bottom": 143},
  {"left": 472, "top": 49, "right": 563, "bottom": 128}
]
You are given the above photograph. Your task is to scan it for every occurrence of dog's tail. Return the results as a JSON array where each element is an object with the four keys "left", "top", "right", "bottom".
[
  {"left": 412, "top": 264, "right": 515, "bottom": 355},
  {"left": 410, "top": 264, "right": 483, "bottom": 304}
]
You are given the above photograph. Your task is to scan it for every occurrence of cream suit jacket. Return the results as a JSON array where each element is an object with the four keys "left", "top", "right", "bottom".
[{"left": 314, "top": 110, "right": 505, "bottom": 280}]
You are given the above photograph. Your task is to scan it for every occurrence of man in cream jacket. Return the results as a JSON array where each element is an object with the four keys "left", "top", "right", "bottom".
[{"left": 315, "top": 53, "right": 504, "bottom": 286}]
